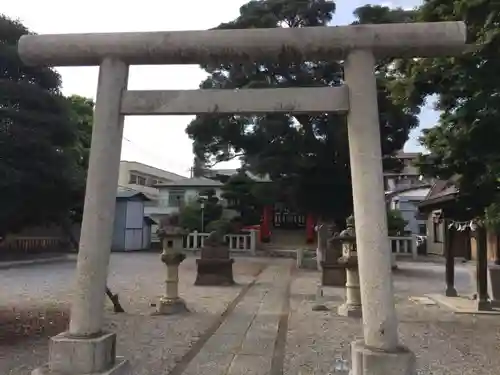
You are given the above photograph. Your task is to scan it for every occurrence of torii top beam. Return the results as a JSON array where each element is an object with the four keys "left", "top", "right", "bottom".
[{"left": 18, "top": 22, "right": 466, "bottom": 67}]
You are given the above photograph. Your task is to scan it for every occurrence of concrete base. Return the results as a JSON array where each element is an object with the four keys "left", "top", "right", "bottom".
[
  {"left": 195, "top": 258, "right": 235, "bottom": 286},
  {"left": 156, "top": 297, "right": 189, "bottom": 315},
  {"left": 321, "top": 262, "right": 346, "bottom": 287},
  {"left": 32, "top": 358, "right": 130, "bottom": 375},
  {"left": 338, "top": 303, "right": 362, "bottom": 318},
  {"left": 426, "top": 293, "right": 500, "bottom": 315},
  {"left": 488, "top": 265, "right": 500, "bottom": 304},
  {"left": 31, "top": 332, "right": 131, "bottom": 375},
  {"left": 445, "top": 287, "right": 458, "bottom": 297},
  {"left": 350, "top": 340, "right": 416, "bottom": 375}
]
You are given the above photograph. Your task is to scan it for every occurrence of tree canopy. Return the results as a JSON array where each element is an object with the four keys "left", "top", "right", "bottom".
[
  {"left": 0, "top": 14, "right": 93, "bottom": 236},
  {"left": 403, "top": 0, "right": 500, "bottom": 220},
  {"left": 186, "top": 1, "right": 419, "bottom": 224}
]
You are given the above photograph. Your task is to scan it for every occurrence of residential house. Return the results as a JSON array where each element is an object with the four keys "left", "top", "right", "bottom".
[
  {"left": 386, "top": 184, "right": 432, "bottom": 235},
  {"left": 419, "top": 179, "right": 499, "bottom": 262},
  {"left": 384, "top": 151, "right": 433, "bottom": 192},
  {"left": 112, "top": 188, "right": 155, "bottom": 251},
  {"left": 384, "top": 152, "right": 434, "bottom": 235},
  {"left": 148, "top": 177, "right": 226, "bottom": 219},
  {"left": 118, "top": 161, "right": 187, "bottom": 199}
]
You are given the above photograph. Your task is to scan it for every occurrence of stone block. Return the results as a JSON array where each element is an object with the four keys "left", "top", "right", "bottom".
[
  {"left": 488, "top": 265, "right": 500, "bottom": 306},
  {"left": 31, "top": 331, "right": 131, "bottom": 375},
  {"left": 226, "top": 354, "right": 272, "bottom": 375},
  {"left": 321, "top": 262, "right": 346, "bottom": 287},
  {"left": 195, "top": 258, "right": 235, "bottom": 286},
  {"left": 32, "top": 359, "right": 130, "bottom": 375},
  {"left": 337, "top": 303, "right": 362, "bottom": 318},
  {"left": 350, "top": 340, "right": 416, "bottom": 375},
  {"left": 156, "top": 297, "right": 189, "bottom": 315}
]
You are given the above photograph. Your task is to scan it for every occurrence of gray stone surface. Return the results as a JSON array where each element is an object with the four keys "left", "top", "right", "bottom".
[
  {"left": 351, "top": 340, "right": 416, "bottom": 375},
  {"left": 121, "top": 87, "right": 349, "bottom": 116},
  {"left": 48, "top": 331, "right": 116, "bottom": 374},
  {"left": 18, "top": 22, "right": 466, "bottom": 67},
  {"left": 32, "top": 358, "right": 130, "bottom": 375}
]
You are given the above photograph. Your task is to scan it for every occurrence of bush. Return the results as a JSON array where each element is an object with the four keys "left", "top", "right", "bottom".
[
  {"left": 205, "top": 219, "right": 231, "bottom": 234},
  {"left": 387, "top": 209, "right": 408, "bottom": 236}
]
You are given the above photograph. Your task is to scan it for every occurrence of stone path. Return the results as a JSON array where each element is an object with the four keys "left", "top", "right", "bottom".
[{"left": 173, "top": 263, "right": 292, "bottom": 375}]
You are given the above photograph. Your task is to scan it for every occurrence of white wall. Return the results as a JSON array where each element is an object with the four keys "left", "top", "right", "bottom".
[
  {"left": 118, "top": 161, "right": 187, "bottom": 198},
  {"left": 145, "top": 186, "right": 224, "bottom": 217}
]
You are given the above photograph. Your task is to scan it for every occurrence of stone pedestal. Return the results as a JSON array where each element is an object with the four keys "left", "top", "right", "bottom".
[
  {"left": 350, "top": 340, "right": 416, "bottom": 375},
  {"left": 155, "top": 218, "right": 189, "bottom": 316},
  {"left": 195, "top": 230, "right": 235, "bottom": 286},
  {"left": 488, "top": 264, "right": 500, "bottom": 307},
  {"left": 32, "top": 332, "right": 130, "bottom": 375},
  {"left": 195, "top": 258, "right": 235, "bottom": 286},
  {"left": 321, "top": 262, "right": 346, "bottom": 287},
  {"left": 322, "top": 230, "right": 346, "bottom": 287},
  {"left": 338, "top": 259, "right": 362, "bottom": 318},
  {"left": 157, "top": 251, "right": 188, "bottom": 315}
]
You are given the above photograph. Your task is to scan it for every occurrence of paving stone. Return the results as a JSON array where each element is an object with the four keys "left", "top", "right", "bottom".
[
  {"left": 217, "top": 314, "right": 254, "bottom": 335},
  {"left": 182, "top": 350, "right": 235, "bottom": 375},
  {"left": 240, "top": 334, "right": 277, "bottom": 356},
  {"left": 227, "top": 354, "right": 273, "bottom": 375},
  {"left": 203, "top": 333, "right": 243, "bottom": 353}
]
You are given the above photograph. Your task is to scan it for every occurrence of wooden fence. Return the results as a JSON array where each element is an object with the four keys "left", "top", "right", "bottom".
[{"left": 0, "top": 236, "right": 67, "bottom": 253}]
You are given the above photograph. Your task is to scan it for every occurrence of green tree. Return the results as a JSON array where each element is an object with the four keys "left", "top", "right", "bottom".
[
  {"left": 0, "top": 15, "right": 93, "bottom": 237},
  {"left": 398, "top": 0, "right": 500, "bottom": 219},
  {"left": 221, "top": 171, "right": 266, "bottom": 225},
  {"left": 65, "top": 95, "right": 94, "bottom": 224},
  {"left": 186, "top": 1, "right": 418, "bottom": 225},
  {"left": 387, "top": 209, "right": 408, "bottom": 236},
  {"left": 178, "top": 189, "right": 224, "bottom": 231}
]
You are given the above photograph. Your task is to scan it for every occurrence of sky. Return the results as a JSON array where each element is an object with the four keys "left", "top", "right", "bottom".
[{"left": 3, "top": 0, "right": 436, "bottom": 177}]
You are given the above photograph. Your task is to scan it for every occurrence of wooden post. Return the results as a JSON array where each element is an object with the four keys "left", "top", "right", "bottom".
[
  {"left": 476, "top": 225, "right": 490, "bottom": 310},
  {"left": 444, "top": 219, "right": 458, "bottom": 297},
  {"left": 495, "top": 233, "right": 500, "bottom": 265},
  {"left": 306, "top": 213, "right": 315, "bottom": 244}
]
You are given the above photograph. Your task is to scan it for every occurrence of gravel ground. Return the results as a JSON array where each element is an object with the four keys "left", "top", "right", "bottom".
[
  {"left": 2, "top": 255, "right": 499, "bottom": 375},
  {"left": 284, "top": 261, "right": 500, "bottom": 375},
  {"left": 0, "top": 253, "right": 266, "bottom": 375}
]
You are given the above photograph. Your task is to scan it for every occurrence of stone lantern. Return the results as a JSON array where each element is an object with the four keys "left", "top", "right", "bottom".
[
  {"left": 337, "top": 215, "right": 362, "bottom": 318},
  {"left": 155, "top": 215, "right": 188, "bottom": 315}
]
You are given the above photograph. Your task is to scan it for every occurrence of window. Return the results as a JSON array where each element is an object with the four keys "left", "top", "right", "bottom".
[
  {"left": 433, "top": 222, "right": 442, "bottom": 243},
  {"left": 129, "top": 174, "right": 138, "bottom": 184},
  {"left": 129, "top": 173, "right": 146, "bottom": 185},
  {"left": 418, "top": 224, "right": 427, "bottom": 235},
  {"left": 168, "top": 189, "right": 186, "bottom": 207}
]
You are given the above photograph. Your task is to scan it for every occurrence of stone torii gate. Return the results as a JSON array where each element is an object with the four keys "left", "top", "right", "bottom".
[{"left": 19, "top": 22, "right": 466, "bottom": 375}]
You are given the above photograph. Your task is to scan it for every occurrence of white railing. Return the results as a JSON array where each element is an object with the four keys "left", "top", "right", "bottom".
[
  {"left": 186, "top": 231, "right": 256, "bottom": 254},
  {"left": 296, "top": 235, "right": 417, "bottom": 269},
  {"left": 389, "top": 235, "right": 417, "bottom": 260},
  {"left": 154, "top": 230, "right": 257, "bottom": 254}
]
